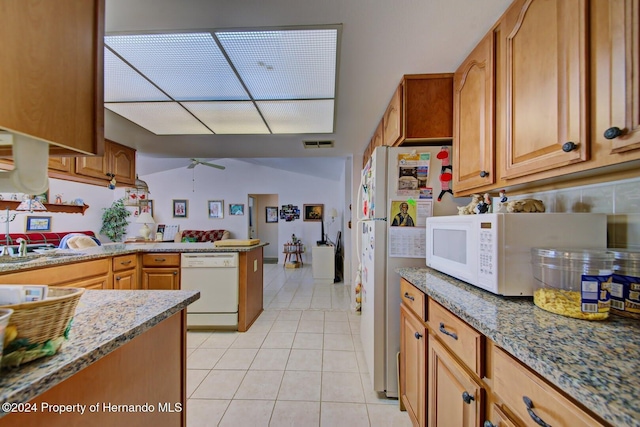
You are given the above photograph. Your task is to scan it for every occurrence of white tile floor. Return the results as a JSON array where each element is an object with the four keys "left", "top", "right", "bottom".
[{"left": 186, "top": 264, "right": 413, "bottom": 427}]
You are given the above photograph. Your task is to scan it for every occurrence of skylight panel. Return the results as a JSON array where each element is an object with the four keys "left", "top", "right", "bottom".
[
  {"left": 104, "top": 33, "right": 249, "bottom": 101},
  {"left": 182, "top": 102, "right": 270, "bottom": 134},
  {"left": 105, "top": 102, "right": 213, "bottom": 135},
  {"left": 216, "top": 29, "right": 337, "bottom": 100},
  {"left": 257, "top": 100, "right": 334, "bottom": 133},
  {"left": 104, "top": 48, "right": 170, "bottom": 102}
]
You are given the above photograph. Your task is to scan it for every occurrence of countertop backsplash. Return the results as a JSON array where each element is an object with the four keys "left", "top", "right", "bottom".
[{"left": 506, "top": 176, "right": 640, "bottom": 249}]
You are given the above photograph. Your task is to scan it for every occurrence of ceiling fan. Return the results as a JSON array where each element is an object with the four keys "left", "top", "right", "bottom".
[{"left": 187, "top": 158, "right": 225, "bottom": 170}]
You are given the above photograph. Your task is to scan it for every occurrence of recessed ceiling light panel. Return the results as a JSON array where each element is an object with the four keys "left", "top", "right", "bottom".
[
  {"left": 104, "top": 48, "right": 170, "bottom": 102},
  {"left": 105, "top": 102, "right": 213, "bottom": 135},
  {"left": 217, "top": 29, "right": 337, "bottom": 100},
  {"left": 257, "top": 100, "right": 334, "bottom": 133},
  {"left": 105, "top": 33, "right": 249, "bottom": 101},
  {"left": 183, "top": 102, "right": 270, "bottom": 134}
]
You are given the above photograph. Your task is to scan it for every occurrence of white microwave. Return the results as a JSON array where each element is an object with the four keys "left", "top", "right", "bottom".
[{"left": 425, "top": 213, "right": 608, "bottom": 296}]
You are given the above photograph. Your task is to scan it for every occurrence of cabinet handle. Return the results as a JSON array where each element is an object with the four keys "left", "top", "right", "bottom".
[
  {"left": 561, "top": 141, "right": 578, "bottom": 152},
  {"left": 173, "top": 271, "right": 178, "bottom": 275},
  {"left": 483, "top": 422, "right": 496, "bottom": 427},
  {"left": 155, "top": 258, "right": 166, "bottom": 262},
  {"left": 115, "top": 276, "right": 121, "bottom": 280},
  {"left": 120, "top": 260, "right": 132, "bottom": 265},
  {"left": 604, "top": 126, "right": 624, "bottom": 140},
  {"left": 462, "top": 391, "right": 474, "bottom": 404},
  {"left": 479, "top": 170, "right": 489, "bottom": 178},
  {"left": 414, "top": 332, "right": 422, "bottom": 339},
  {"left": 439, "top": 322, "right": 458, "bottom": 340},
  {"left": 523, "top": 396, "right": 551, "bottom": 427},
  {"left": 403, "top": 292, "right": 415, "bottom": 301}
]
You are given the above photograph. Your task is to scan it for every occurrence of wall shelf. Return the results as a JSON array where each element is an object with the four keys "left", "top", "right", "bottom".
[{"left": 0, "top": 200, "right": 89, "bottom": 215}]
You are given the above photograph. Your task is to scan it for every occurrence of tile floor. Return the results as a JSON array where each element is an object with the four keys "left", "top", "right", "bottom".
[{"left": 186, "top": 263, "right": 413, "bottom": 427}]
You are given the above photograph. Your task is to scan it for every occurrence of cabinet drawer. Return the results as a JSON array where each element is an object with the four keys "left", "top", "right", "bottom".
[
  {"left": 112, "top": 254, "right": 137, "bottom": 272},
  {"left": 400, "top": 278, "right": 425, "bottom": 321},
  {"left": 427, "top": 299, "right": 483, "bottom": 377},
  {"left": 493, "top": 346, "right": 602, "bottom": 427},
  {"left": 142, "top": 253, "right": 180, "bottom": 267}
]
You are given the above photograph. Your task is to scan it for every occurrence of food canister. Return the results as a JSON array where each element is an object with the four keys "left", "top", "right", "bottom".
[
  {"left": 531, "top": 248, "right": 614, "bottom": 320},
  {"left": 610, "top": 248, "right": 640, "bottom": 319}
]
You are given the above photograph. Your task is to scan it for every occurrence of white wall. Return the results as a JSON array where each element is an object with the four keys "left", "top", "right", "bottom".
[{"left": 137, "top": 158, "right": 346, "bottom": 265}]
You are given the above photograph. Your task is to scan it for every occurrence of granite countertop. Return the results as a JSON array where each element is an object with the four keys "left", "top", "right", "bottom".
[
  {"left": 0, "top": 242, "right": 268, "bottom": 273},
  {"left": 0, "top": 289, "right": 199, "bottom": 412},
  {"left": 396, "top": 267, "right": 640, "bottom": 427}
]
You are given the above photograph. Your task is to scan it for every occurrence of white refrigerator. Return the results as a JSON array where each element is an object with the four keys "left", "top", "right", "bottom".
[{"left": 358, "top": 145, "right": 464, "bottom": 398}]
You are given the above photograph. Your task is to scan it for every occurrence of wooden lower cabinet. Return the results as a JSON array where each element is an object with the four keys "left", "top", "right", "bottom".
[
  {"left": 141, "top": 253, "right": 180, "bottom": 290},
  {"left": 400, "top": 304, "right": 427, "bottom": 427},
  {"left": 112, "top": 254, "right": 138, "bottom": 290},
  {"left": 485, "top": 404, "right": 518, "bottom": 427},
  {"left": 428, "top": 335, "right": 484, "bottom": 427},
  {"left": 238, "top": 247, "right": 264, "bottom": 332},
  {"left": 142, "top": 268, "right": 180, "bottom": 290},
  {"left": 0, "top": 259, "right": 111, "bottom": 290}
]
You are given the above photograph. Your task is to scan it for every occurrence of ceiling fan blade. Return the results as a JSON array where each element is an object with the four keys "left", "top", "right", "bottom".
[
  {"left": 201, "top": 161, "right": 226, "bottom": 170},
  {"left": 187, "top": 162, "right": 197, "bottom": 169}
]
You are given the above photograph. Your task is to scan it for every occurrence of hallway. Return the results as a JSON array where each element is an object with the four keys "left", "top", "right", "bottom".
[{"left": 186, "top": 264, "right": 412, "bottom": 426}]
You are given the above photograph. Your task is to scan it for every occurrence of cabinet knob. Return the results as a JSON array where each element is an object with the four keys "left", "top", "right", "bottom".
[
  {"left": 173, "top": 271, "right": 178, "bottom": 275},
  {"left": 483, "top": 422, "right": 496, "bottom": 427},
  {"left": 462, "top": 391, "right": 474, "bottom": 404},
  {"left": 115, "top": 276, "right": 121, "bottom": 280},
  {"left": 414, "top": 332, "right": 422, "bottom": 340},
  {"left": 604, "top": 126, "right": 624, "bottom": 140},
  {"left": 523, "top": 396, "right": 551, "bottom": 427},
  {"left": 479, "top": 170, "right": 489, "bottom": 178},
  {"left": 561, "top": 141, "right": 578, "bottom": 152}
]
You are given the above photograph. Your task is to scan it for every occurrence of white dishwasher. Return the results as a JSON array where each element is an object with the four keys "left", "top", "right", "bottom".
[{"left": 181, "top": 253, "right": 239, "bottom": 329}]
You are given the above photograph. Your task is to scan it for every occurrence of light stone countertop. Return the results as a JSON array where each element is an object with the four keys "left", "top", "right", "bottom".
[
  {"left": 0, "top": 289, "right": 199, "bottom": 413},
  {"left": 396, "top": 267, "right": 640, "bottom": 427},
  {"left": 0, "top": 242, "right": 268, "bottom": 273}
]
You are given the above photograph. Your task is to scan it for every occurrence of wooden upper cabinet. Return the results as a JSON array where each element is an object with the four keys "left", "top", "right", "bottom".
[
  {"left": 0, "top": 0, "right": 104, "bottom": 156},
  {"left": 591, "top": 0, "right": 640, "bottom": 154},
  {"left": 500, "top": 0, "right": 589, "bottom": 179},
  {"left": 74, "top": 140, "right": 136, "bottom": 186},
  {"left": 384, "top": 75, "right": 454, "bottom": 147},
  {"left": 383, "top": 85, "right": 403, "bottom": 146},
  {"left": 453, "top": 31, "right": 496, "bottom": 193},
  {"left": 48, "top": 157, "right": 73, "bottom": 173},
  {"left": 372, "top": 120, "right": 384, "bottom": 149}
]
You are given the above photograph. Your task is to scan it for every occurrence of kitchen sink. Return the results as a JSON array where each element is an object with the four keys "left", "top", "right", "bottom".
[{"left": 0, "top": 252, "right": 84, "bottom": 264}]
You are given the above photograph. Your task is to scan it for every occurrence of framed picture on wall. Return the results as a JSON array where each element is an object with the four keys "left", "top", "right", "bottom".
[
  {"left": 229, "top": 204, "right": 244, "bottom": 216},
  {"left": 303, "top": 204, "right": 323, "bottom": 221},
  {"left": 26, "top": 216, "right": 52, "bottom": 232},
  {"left": 172, "top": 199, "right": 188, "bottom": 218},
  {"left": 208, "top": 200, "right": 224, "bottom": 219},
  {"left": 140, "top": 200, "right": 153, "bottom": 217},
  {"left": 266, "top": 206, "right": 278, "bottom": 223}
]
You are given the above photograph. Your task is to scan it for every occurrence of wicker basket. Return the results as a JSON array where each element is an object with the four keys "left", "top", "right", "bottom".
[{"left": 0, "top": 287, "right": 85, "bottom": 367}]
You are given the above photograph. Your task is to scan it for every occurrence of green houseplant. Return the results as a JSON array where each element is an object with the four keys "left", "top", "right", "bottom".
[{"left": 101, "top": 198, "right": 131, "bottom": 242}]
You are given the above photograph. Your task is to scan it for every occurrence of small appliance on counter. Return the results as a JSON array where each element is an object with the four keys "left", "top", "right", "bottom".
[{"left": 425, "top": 213, "right": 608, "bottom": 296}]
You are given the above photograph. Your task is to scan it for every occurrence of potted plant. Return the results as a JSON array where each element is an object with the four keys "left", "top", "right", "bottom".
[{"left": 100, "top": 198, "right": 131, "bottom": 242}]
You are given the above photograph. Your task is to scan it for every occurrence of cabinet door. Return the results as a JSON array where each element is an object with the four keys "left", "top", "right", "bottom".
[
  {"left": 114, "top": 269, "right": 137, "bottom": 290},
  {"left": 384, "top": 85, "right": 403, "bottom": 146},
  {"left": 453, "top": 31, "right": 496, "bottom": 192},
  {"left": 592, "top": 0, "right": 640, "bottom": 153},
  {"left": 372, "top": 120, "right": 384, "bottom": 149},
  {"left": 428, "top": 335, "right": 483, "bottom": 427},
  {"left": 55, "top": 275, "right": 110, "bottom": 290},
  {"left": 48, "top": 157, "right": 73, "bottom": 173},
  {"left": 109, "top": 141, "right": 136, "bottom": 186},
  {"left": 75, "top": 155, "right": 108, "bottom": 180},
  {"left": 0, "top": 0, "right": 104, "bottom": 155},
  {"left": 501, "top": 0, "right": 588, "bottom": 179},
  {"left": 485, "top": 404, "right": 518, "bottom": 427},
  {"left": 142, "top": 268, "right": 180, "bottom": 290},
  {"left": 400, "top": 304, "right": 427, "bottom": 427}
]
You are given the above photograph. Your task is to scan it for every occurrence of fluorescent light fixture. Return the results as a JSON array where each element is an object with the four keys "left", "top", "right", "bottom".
[
  {"left": 104, "top": 102, "right": 213, "bottom": 135},
  {"left": 104, "top": 26, "right": 339, "bottom": 135}
]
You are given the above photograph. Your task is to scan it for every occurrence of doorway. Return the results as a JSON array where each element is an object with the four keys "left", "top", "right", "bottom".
[{"left": 249, "top": 193, "right": 279, "bottom": 263}]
